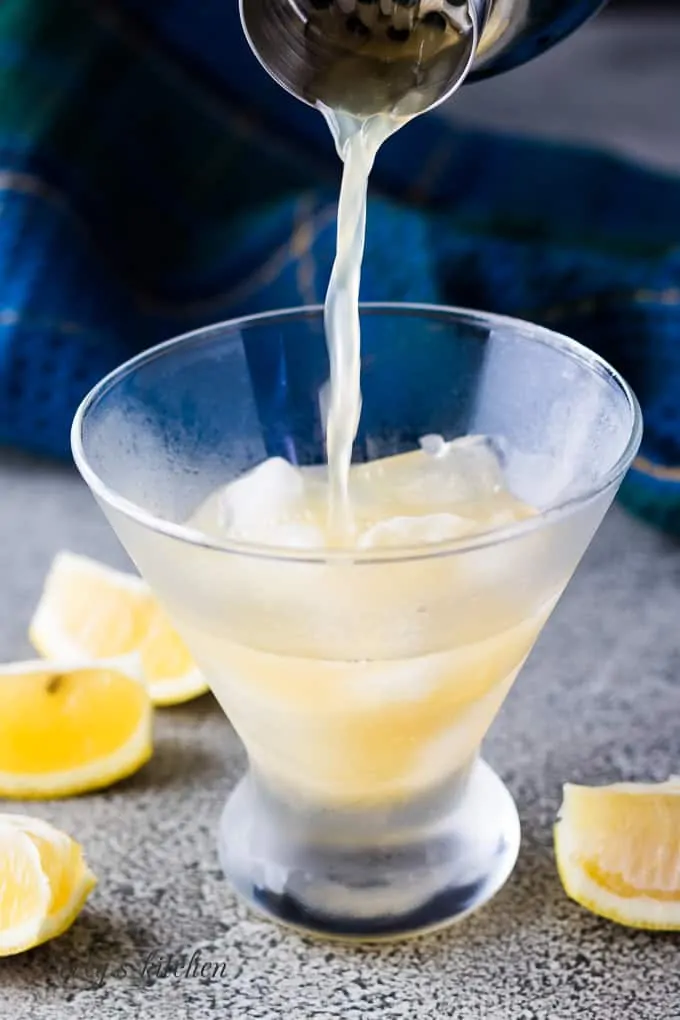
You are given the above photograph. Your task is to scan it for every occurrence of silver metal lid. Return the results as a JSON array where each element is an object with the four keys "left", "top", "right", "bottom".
[{"left": 240, "top": 0, "right": 481, "bottom": 118}]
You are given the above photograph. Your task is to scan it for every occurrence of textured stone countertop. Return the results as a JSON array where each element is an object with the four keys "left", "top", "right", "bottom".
[{"left": 3, "top": 10, "right": 680, "bottom": 1020}]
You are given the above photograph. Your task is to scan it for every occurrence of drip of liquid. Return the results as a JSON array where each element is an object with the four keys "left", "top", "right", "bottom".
[{"left": 321, "top": 109, "right": 405, "bottom": 539}]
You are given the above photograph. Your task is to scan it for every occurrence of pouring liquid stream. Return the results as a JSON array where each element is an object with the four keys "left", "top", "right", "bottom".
[
  {"left": 321, "top": 109, "right": 407, "bottom": 541},
  {"left": 308, "top": 7, "right": 477, "bottom": 542}
]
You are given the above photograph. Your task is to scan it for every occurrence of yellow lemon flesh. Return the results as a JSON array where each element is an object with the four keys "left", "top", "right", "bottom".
[
  {"left": 555, "top": 778, "right": 680, "bottom": 930},
  {"left": 0, "top": 814, "right": 96, "bottom": 956},
  {"left": 30, "top": 551, "right": 207, "bottom": 707},
  {"left": 0, "top": 660, "right": 152, "bottom": 798}
]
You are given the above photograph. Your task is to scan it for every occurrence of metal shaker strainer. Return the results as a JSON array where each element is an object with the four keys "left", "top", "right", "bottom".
[
  {"left": 240, "top": 0, "right": 481, "bottom": 118},
  {"left": 239, "top": 0, "right": 609, "bottom": 118}
]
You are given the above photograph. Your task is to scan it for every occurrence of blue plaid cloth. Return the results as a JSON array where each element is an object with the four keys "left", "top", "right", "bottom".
[{"left": 2, "top": 0, "right": 680, "bottom": 530}]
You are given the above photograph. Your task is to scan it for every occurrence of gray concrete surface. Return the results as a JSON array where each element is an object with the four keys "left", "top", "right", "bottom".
[{"left": 3, "top": 8, "right": 680, "bottom": 1020}]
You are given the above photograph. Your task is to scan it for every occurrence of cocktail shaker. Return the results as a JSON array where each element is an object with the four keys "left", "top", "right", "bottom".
[{"left": 240, "top": 0, "right": 607, "bottom": 117}]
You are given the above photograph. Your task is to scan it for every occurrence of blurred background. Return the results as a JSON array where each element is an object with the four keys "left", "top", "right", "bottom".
[
  {"left": 446, "top": 0, "right": 680, "bottom": 173},
  {"left": 0, "top": 0, "right": 679, "bottom": 486}
]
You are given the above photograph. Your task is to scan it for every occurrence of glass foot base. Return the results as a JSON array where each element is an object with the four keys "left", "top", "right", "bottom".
[{"left": 218, "top": 759, "right": 520, "bottom": 941}]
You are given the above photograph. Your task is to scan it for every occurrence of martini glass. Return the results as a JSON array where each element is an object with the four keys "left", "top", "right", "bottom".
[{"left": 72, "top": 304, "right": 641, "bottom": 940}]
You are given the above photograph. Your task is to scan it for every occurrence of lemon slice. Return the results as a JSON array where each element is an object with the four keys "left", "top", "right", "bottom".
[
  {"left": 0, "top": 813, "right": 96, "bottom": 956},
  {"left": 30, "top": 551, "right": 208, "bottom": 707},
  {"left": 0, "top": 658, "right": 152, "bottom": 798},
  {"left": 555, "top": 779, "right": 680, "bottom": 930}
]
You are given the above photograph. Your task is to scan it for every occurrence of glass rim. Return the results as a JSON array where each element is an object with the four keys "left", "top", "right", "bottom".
[{"left": 71, "top": 302, "right": 643, "bottom": 565}]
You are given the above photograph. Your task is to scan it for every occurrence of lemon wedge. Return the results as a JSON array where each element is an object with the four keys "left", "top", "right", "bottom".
[
  {"left": 0, "top": 658, "right": 152, "bottom": 798},
  {"left": 555, "top": 778, "right": 680, "bottom": 930},
  {"left": 30, "top": 551, "right": 207, "bottom": 707},
  {"left": 0, "top": 813, "right": 96, "bottom": 956}
]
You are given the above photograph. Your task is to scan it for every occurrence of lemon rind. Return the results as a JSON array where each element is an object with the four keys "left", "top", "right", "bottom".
[
  {"left": 32, "top": 866, "right": 97, "bottom": 950},
  {"left": 0, "top": 656, "right": 152, "bottom": 798},
  {"left": 39, "top": 550, "right": 148, "bottom": 595},
  {"left": 0, "top": 719, "right": 152, "bottom": 799},
  {"left": 28, "top": 550, "right": 149, "bottom": 666},
  {"left": 149, "top": 668, "right": 209, "bottom": 706},
  {"left": 555, "top": 779, "right": 680, "bottom": 932},
  {"left": 0, "top": 825, "right": 52, "bottom": 955},
  {"left": 0, "top": 653, "right": 144, "bottom": 683},
  {"left": 0, "top": 830, "right": 96, "bottom": 957},
  {"left": 555, "top": 826, "right": 680, "bottom": 931},
  {"left": 29, "top": 551, "right": 208, "bottom": 707}
]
